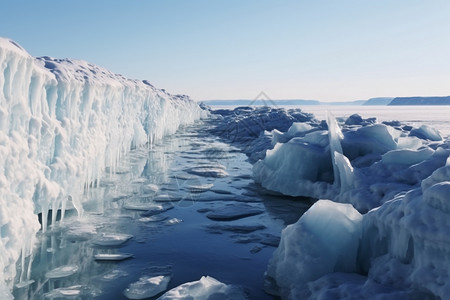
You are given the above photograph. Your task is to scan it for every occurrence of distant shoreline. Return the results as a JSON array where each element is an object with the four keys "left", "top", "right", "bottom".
[{"left": 199, "top": 96, "right": 450, "bottom": 106}]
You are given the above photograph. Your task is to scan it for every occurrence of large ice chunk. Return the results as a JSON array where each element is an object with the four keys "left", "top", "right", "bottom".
[
  {"left": 266, "top": 200, "right": 362, "bottom": 298},
  {"left": 253, "top": 137, "right": 335, "bottom": 199},
  {"left": 410, "top": 124, "right": 442, "bottom": 141},
  {"left": 382, "top": 147, "right": 434, "bottom": 165}
]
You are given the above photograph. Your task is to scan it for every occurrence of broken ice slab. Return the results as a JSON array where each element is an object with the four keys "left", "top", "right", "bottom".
[
  {"left": 187, "top": 183, "right": 214, "bottom": 193},
  {"left": 185, "top": 165, "right": 229, "bottom": 178},
  {"left": 123, "top": 202, "right": 171, "bottom": 212},
  {"left": 231, "top": 233, "right": 280, "bottom": 247},
  {"left": 142, "top": 184, "right": 159, "bottom": 193},
  {"left": 140, "top": 203, "right": 174, "bottom": 216},
  {"left": 123, "top": 275, "right": 171, "bottom": 299},
  {"left": 91, "top": 233, "right": 133, "bottom": 246},
  {"left": 170, "top": 173, "right": 194, "bottom": 180},
  {"left": 45, "top": 265, "right": 79, "bottom": 279},
  {"left": 205, "top": 224, "right": 266, "bottom": 234},
  {"left": 64, "top": 222, "right": 97, "bottom": 242},
  {"left": 211, "top": 189, "right": 233, "bottom": 195},
  {"left": 131, "top": 177, "right": 147, "bottom": 184},
  {"left": 153, "top": 194, "right": 183, "bottom": 202},
  {"left": 15, "top": 280, "right": 35, "bottom": 288},
  {"left": 94, "top": 253, "right": 134, "bottom": 261},
  {"left": 100, "top": 269, "right": 128, "bottom": 281},
  {"left": 138, "top": 215, "right": 169, "bottom": 223},
  {"left": 206, "top": 204, "right": 264, "bottom": 221},
  {"left": 108, "top": 192, "right": 132, "bottom": 202},
  {"left": 166, "top": 218, "right": 183, "bottom": 225},
  {"left": 43, "top": 285, "right": 85, "bottom": 298}
]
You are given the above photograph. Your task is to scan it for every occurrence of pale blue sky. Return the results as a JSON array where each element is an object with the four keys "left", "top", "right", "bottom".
[{"left": 1, "top": 0, "right": 450, "bottom": 101}]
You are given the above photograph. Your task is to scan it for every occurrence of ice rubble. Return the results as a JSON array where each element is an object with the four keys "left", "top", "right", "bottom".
[
  {"left": 253, "top": 110, "right": 450, "bottom": 298},
  {"left": 0, "top": 37, "right": 205, "bottom": 297},
  {"left": 124, "top": 275, "right": 171, "bottom": 299},
  {"left": 253, "top": 111, "right": 448, "bottom": 212},
  {"left": 210, "top": 105, "right": 320, "bottom": 162}
]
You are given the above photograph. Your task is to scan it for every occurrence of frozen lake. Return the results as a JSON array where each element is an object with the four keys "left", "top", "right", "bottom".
[
  {"left": 13, "top": 119, "right": 310, "bottom": 299},
  {"left": 12, "top": 104, "right": 450, "bottom": 299},
  {"left": 301, "top": 105, "right": 450, "bottom": 138}
]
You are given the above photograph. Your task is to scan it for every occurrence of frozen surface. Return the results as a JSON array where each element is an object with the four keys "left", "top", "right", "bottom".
[
  {"left": 157, "top": 276, "right": 247, "bottom": 300},
  {"left": 0, "top": 37, "right": 205, "bottom": 296}
]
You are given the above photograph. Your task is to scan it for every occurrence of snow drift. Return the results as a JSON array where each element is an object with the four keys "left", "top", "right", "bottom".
[{"left": 0, "top": 37, "right": 205, "bottom": 297}]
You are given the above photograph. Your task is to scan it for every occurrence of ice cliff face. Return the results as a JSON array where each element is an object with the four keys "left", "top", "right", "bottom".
[{"left": 0, "top": 37, "right": 205, "bottom": 297}]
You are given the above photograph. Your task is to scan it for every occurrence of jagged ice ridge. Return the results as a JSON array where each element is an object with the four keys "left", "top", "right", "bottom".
[{"left": 0, "top": 37, "right": 206, "bottom": 298}]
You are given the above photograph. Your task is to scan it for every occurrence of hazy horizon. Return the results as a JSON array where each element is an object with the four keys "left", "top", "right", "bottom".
[{"left": 2, "top": 1, "right": 450, "bottom": 102}]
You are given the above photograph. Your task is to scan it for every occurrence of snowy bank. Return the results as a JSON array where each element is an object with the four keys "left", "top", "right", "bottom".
[{"left": 0, "top": 37, "right": 205, "bottom": 297}]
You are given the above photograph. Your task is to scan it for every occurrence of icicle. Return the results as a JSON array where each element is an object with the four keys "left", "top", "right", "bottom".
[
  {"left": 41, "top": 204, "right": 49, "bottom": 233},
  {"left": 19, "top": 245, "right": 26, "bottom": 283},
  {"left": 334, "top": 151, "right": 355, "bottom": 194},
  {"left": 26, "top": 246, "right": 34, "bottom": 281},
  {"left": 51, "top": 198, "right": 61, "bottom": 229},
  {"left": 327, "top": 111, "right": 344, "bottom": 187},
  {"left": 60, "top": 196, "right": 67, "bottom": 222},
  {"left": 70, "top": 194, "right": 84, "bottom": 218}
]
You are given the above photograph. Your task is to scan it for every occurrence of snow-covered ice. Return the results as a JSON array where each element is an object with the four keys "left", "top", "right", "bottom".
[
  {"left": 91, "top": 233, "right": 133, "bottom": 246},
  {"left": 43, "top": 285, "right": 84, "bottom": 299},
  {"left": 157, "top": 276, "right": 247, "bottom": 300},
  {"left": 45, "top": 265, "right": 79, "bottom": 279},
  {"left": 123, "top": 275, "right": 171, "bottom": 299},
  {"left": 94, "top": 253, "right": 134, "bottom": 261}
]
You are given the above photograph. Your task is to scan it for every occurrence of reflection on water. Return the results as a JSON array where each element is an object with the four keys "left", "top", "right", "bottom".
[{"left": 13, "top": 121, "right": 310, "bottom": 299}]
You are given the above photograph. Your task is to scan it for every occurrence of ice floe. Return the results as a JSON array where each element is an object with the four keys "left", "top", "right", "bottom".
[
  {"left": 157, "top": 276, "right": 247, "bottom": 300},
  {"left": 123, "top": 275, "right": 171, "bottom": 299}
]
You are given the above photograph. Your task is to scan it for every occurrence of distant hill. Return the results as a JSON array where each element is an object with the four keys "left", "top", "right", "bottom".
[
  {"left": 201, "top": 99, "right": 366, "bottom": 106},
  {"left": 363, "top": 97, "right": 394, "bottom": 105},
  {"left": 201, "top": 99, "right": 320, "bottom": 106},
  {"left": 389, "top": 96, "right": 450, "bottom": 105}
]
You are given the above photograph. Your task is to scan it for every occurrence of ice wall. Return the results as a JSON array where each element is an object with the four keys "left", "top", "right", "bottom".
[{"left": 0, "top": 38, "right": 205, "bottom": 297}]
